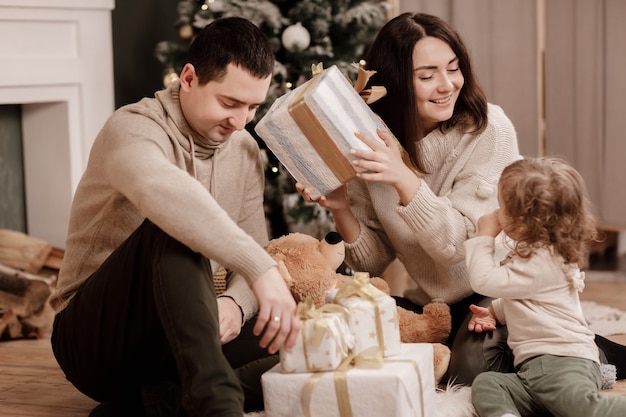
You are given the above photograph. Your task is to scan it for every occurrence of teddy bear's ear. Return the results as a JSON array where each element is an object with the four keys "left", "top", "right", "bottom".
[{"left": 276, "top": 259, "right": 294, "bottom": 286}]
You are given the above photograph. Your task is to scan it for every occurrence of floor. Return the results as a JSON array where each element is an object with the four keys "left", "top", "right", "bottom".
[{"left": 1, "top": 258, "right": 625, "bottom": 416}]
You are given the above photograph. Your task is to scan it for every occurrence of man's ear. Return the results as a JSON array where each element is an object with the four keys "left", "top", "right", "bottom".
[{"left": 179, "top": 63, "right": 196, "bottom": 90}]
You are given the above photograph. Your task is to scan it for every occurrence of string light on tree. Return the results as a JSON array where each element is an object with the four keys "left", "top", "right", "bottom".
[
  {"left": 178, "top": 23, "right": 194, "bottom": 40},
  {"left": 204, "top": 0, "right": 224, "bottom": 13},
  {"left": 281, "top": 22, "right": 311, "bottom": 52},
  {"left": 163, "top": 67, "right": 179, "bottom": 88}
]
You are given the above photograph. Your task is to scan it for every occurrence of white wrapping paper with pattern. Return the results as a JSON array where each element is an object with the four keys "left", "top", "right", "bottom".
[
  {"left": 326, "top": 272, "right": 401, "bottom": 358},
  {"left": 280, "top": 300, "right": 354, "bottom": 373},
  {"left": 262, "top": 343, "right": 436, "bottom": 417}
]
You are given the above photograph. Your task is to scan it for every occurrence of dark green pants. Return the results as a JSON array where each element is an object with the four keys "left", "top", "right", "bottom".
[
  {"left": 51, "top": 219, "right": 245, "bottom": 416},
  {"left": 471, "top": 354, "right": 626, "bottom": 417}
]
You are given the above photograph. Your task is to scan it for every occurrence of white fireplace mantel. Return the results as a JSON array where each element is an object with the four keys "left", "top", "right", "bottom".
[{"left": 0, "top": 0, "right": 115, "bottom": 248}]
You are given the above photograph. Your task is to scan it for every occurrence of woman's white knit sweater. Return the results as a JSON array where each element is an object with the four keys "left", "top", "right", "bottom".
[{"left": 345, "top": 103, "right": 521, "bottom": 306}]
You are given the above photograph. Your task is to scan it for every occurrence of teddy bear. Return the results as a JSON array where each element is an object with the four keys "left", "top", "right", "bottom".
[{"left": 264, "top": 231, "right": 452, "bottom": 382}]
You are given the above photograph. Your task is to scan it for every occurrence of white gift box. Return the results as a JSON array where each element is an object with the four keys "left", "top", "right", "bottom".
[
  {"left": 326, "top": 273, "right": 401, "bottom": 358},
  {"left": 262, "top": 343, "right": 436, "bottom": 417},
  {"left": 254, "top": 64, "right": 386, "bottom": 199},
  {"left": 280, "top": 302, "right": 354, "bottom": 373}
]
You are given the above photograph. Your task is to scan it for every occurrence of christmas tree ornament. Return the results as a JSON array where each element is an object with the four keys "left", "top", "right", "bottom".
[
  {"left": 163, "top": 68, "right": 179, "bottom": 88},
  {"left": 281, "top": 22, "right": 311, "bottom": 52},
  {"left": 205, "top": 0, "right": 225, "bottom": 13},
  {"left": 178, "top": 22, "right": 194, "bottom": 40}
]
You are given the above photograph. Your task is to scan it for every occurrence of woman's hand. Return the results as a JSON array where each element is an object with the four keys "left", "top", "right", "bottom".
[
  {"left": 352, "top": 129, "right": 420, "bottom": 205},
  {"left": 295, "top": 183, "right": 349, "bottom": 212},
  {"left": 295, "top": 183, "right": 360, "bottom": 243}
]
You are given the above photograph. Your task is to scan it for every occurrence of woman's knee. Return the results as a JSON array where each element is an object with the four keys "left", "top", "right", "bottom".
[{"left": 448, "top": 326, "right": 514, "bottom": 385}]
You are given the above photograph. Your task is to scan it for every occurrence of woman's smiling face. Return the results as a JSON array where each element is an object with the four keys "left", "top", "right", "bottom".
[{"left": 412, "top": 36, "right": 465, "bottom": 134}]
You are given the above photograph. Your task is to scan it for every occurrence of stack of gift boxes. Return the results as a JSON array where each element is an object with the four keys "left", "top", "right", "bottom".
[{"left": 261, "top": 273, "right": 436, "bottom": 417}]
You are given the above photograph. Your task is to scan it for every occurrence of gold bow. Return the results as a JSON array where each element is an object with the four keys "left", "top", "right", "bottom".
[
  {"left": 334, "top": 272, "right": 386, "bottom": 358},
  {"left": 351, "top": 62, "right": 387, "bottom": 104},
  {"left": 309, "top": 62, "right": 423, "bottom": 177},
  {"left": 297, "top": 298, "right": 350, "bottom": 347},
  {"left": 310, "top": 62, "right": 387, "bottom": 104}
]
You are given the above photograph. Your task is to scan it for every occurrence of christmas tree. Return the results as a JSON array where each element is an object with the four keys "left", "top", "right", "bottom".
[{"left": 155, "top": 0, "right": 389, "bottom": 238}]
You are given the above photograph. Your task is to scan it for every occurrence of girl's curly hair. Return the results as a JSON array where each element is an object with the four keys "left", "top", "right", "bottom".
[{"left": 498, "top": 157, "right": 597, "bottom": 266}]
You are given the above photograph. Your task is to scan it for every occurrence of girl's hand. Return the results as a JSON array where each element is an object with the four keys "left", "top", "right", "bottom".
[
  {"left": 477, "top": 210, "right": 502, "bottom": 237},
  {"left": 467, "top": 304, "right": 497, "bottom": 333}
]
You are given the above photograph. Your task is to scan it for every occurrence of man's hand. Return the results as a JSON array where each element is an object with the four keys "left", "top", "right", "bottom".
[
  {"left": 468, "top": 304, "right": 497, "bottom": 333},
  {"left": 251, "top": 266, "right": 300, "bottom": 354},
  {"left": 216, "top": 296, "right": 243, "bottom": 344}
]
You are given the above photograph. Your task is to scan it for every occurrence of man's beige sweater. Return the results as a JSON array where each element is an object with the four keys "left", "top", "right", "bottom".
[{"left": 49, "top": 81, "right": 276, "bottom": 321}]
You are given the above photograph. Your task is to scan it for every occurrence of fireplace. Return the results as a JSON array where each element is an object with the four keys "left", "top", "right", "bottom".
[{"left": 0, "top": 0, "right": 115, "bottom": 248}]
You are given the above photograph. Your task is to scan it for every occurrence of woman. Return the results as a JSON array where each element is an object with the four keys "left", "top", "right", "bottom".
[{"left": 298, "top": 12, "right": 626, "bottom": 385}]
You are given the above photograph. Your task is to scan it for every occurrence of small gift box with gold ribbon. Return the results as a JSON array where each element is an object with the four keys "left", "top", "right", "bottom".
[
  {"left": 262, "top": 343, "right": 437, "bottom": 417},
  {"left": 326, "top": 272, "right": 401, "bottom": 358},
  {"left": 280, "top": 298, "right": 354, "bottom": 373},
  {"left": 254, "top": 64, "right": 388, "bottom": 199}
]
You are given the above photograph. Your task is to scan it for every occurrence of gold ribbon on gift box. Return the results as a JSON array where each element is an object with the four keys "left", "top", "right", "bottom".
[
  {"left": 302, "top": 346, "right": 383, "bottom": 417},
  {"left": 294, "top": 62, "right": 422, "bottom": 186},
  {"left": 385, "top": 358, "right": 427, "bottom": 417},
  {"left": 287, "top": 66, "right": 357, "bottom": 184},
  {"left": 301, "top": 349, "right": 427, "bottom": 417},
  {"left": 297, "top": 298, "right": 352, "bottom": 372},
  {"left": 334, "top": 271, "right": 387, "bottom": 355}
]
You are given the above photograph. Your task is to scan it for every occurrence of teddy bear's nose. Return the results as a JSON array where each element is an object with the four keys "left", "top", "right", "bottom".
[{"left": 325, "top": 231, "right": 343, "bottom": 245}]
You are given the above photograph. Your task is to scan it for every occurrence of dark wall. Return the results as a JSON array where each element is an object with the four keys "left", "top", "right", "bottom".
[
  {"left": 112, "top": 0, "right": 179, "bottom": 108},
  {"left": 0, "top": 105, "right": 25, "bottom": 232}
]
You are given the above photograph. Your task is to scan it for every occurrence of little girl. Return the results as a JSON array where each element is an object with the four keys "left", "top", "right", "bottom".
[{"left": 464, "top": 157, "right": 626, "bottom": 417}]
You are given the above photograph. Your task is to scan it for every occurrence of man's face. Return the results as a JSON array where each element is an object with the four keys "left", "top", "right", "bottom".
[{"left": 180, "top": 63, "right": 272, "bottom": 143}]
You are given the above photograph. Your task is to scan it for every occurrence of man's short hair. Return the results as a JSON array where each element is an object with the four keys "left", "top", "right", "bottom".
[{"left": 186, "top": 16, "right": 275, "bottom": 85}]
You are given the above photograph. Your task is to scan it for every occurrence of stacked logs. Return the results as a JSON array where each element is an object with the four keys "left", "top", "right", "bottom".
[{"left": 0, "top": 229, "right": 60, "bottom": 339}]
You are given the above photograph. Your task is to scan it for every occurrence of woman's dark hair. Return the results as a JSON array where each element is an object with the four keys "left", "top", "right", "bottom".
[
  {"left": 365, "top": 13, "right": 488, "bottom": 171},
  {"left": 186, "top": 16, "right": 274, "bottom": 85}
]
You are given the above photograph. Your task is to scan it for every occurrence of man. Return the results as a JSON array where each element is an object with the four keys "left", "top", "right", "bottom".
[{"left": 49, "top": 17, "right": 299, "bottom": 417}]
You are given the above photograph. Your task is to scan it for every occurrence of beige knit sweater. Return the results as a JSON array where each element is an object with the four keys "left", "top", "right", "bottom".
[
  {"left": 49, "top": 81, "right": 276, "bottom": 321},
  {"left": 345, "top": 104, "right": 521, "bottom": 306}
]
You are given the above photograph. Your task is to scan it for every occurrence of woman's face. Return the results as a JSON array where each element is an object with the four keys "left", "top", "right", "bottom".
[{"left": 412, "top": 36, "right": 464, "bottom": 134}]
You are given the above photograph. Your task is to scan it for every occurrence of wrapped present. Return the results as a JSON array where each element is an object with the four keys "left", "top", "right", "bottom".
[
  {"left": 254, "top": 64, "right": 387, "bottom": 199},
  {"left": 262, "top": 343, "right": 436, "bottom": 417},
  {"left": 326, "top": 272, "right": 401, "bottom": 358},
  {"left": 280, "top": 299, "right": 354, "bottom": 373}
]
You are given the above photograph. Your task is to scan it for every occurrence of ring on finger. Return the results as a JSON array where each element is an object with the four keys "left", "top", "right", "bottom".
[{"left": 272, "top": 315, "right": 281, "bottom": 322}]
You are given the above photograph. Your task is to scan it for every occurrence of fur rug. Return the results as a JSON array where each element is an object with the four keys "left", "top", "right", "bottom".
[
  {"left": 581, "top": 300, "right": 626, "bottom": 336},
  {"left": 244, "top": 383, "right": 476, "bottom": 417},
  {"left": 244, "top": 301, "right": 626, "bottom": 417}
]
